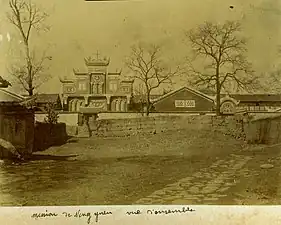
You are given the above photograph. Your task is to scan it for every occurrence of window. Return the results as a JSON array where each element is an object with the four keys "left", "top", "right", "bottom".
[
  {"left": 109, "top": 82, "right": 118, "bottom": 92},
  {"left": 175, "top": 100, "right": 195, "bottom": 108},
  {"left": 78, "top": 82, "right": 86, "bottom": 91}
]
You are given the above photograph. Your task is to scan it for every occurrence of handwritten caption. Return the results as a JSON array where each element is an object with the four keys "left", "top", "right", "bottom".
[{"left": 31, "top": 207, "right": 195, "bottom": 224}]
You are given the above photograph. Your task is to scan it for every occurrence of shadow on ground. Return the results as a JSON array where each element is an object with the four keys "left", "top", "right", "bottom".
[{"left": 27, "top": 154, "right": 79, "bottom": 161}]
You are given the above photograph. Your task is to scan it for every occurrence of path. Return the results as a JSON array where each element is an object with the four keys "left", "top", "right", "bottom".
[{"left": 135, "top": 154, "right": 254, "bottom": 204}]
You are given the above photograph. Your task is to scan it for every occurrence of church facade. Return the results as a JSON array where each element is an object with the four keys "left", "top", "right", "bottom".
[{"left": 60, "top": 54, "right": 134, "bottom": 113}]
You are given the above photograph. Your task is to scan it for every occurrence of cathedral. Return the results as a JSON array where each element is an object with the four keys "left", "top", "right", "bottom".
[{"left": 60, "top": 53, "right": 134, "bottom": 113}]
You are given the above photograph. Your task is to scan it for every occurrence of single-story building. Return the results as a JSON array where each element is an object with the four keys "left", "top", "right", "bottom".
[
  {"left": 152, "top": 86, "right": 215, "bottom": 113},
  {"left": 220, "top": 94, "right": 281, "bottom": 114}
]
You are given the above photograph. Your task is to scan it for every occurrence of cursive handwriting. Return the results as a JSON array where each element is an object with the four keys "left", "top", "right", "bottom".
[
  {"left": 61, "top": 210, "right": 113, "bottom": 224},
  {"left": 31, "top": 210, "right": 58, "bottom": 219},
  {"left": 146, "top": 206, "right": 195, "bottom": 215},
  {"left": 31, "top": 209, "right": 113, "bottom": 224},
  {"left": 30, "top": 206, "right": 195, "bottom": 224}
]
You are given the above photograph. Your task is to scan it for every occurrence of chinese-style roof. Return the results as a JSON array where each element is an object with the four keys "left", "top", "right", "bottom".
[
  {"left": 0, "top": 76, "right": 12, "bottom": 88},
  {"left": 132, "top": 95, "right": 163, "bottom": 103},
  {"left": 229, "top": 94, "right": 281, "bottom": 102},
  {"left": 108, "top": 72, "right": 121, "bottom": 76},
  {"left": 84, "top": 56, "right": 110, "bottom": 67},
  {"left": 32, "top": 94, "right": 61, "bottom": 104},
  {"left": 0, "top": 88, "right": 25, "bottom": 103},
  {"left": 73, "top": 69, "right": 88, "bottom": 76},
  {"left": 59, "top": 76, "right": 74, "bottom": 83}
]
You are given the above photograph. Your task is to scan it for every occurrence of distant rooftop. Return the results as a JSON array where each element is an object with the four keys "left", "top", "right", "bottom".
[
  {"left": 0, "top": 88, "right": 25, "bottom": 103},
  {"left": 32, "top": 94, "right": 61, "bottom": 104},
  {"left": 230, "top": 94, "right": 281, "bottom": 102}
]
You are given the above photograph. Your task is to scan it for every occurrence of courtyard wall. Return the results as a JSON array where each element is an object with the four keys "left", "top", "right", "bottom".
[
  {"left": 244, "top": 114, "right": 281, "bottom": 144},
  {"left": 78, "top": 115, "right": 218, "bottom": 137},
  {"left": 35, "top": 112, "right": 79, "bottom": 136}
]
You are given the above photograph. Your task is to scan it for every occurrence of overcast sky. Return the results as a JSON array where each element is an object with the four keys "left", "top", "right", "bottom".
[{"left": 0, "top": 0, "right": 281, "bottom": 94}]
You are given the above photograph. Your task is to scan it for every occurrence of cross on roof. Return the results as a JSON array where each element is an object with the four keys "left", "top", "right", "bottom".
[{"left": 95, "top": 50, "right": 100, "bottom": 59}]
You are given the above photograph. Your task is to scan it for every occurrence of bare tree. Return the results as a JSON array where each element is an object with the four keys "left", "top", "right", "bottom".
[
  {"left": 186, "top": 21, "right": 256, "bottom": 115},
  {"left": 7, "top": 0, "right": 51, "bottom": 96},
  {"left": 126, "top": 43, "right": 180, "bottom": 116}
]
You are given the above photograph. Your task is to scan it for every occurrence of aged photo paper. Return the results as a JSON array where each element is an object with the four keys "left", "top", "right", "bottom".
[{"left": 1, "top": 0, "right": 281, "bottom": 224}]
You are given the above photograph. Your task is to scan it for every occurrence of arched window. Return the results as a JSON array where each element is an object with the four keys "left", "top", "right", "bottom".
[
  {"left": 120, "top": 100, "right": 126, "bottom": 112},
  {"left": 111, "top": 100, "right": 116, "bottom": 112}
]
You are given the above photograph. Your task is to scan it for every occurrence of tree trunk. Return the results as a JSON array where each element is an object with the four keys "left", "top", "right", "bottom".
[
  {"left": 146, "top": 93, "right": 151, "bottom": 116},
  {"left": 28, "top": 88, "right": 33, "bottom": 96},
  {"left": 146, "top": 104, "right": 150, "bottom": 116},
  {"left": 215, "top": 65, "right": 221, "bottom": 116}
]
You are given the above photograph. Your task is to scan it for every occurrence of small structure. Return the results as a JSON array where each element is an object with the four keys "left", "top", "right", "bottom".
[
  {"left": 0, "top": 88, "right": 34, "bottom": 158},
  {"left": 218, "top": 94, "right": 281, "bottom": 114},
  {"left": 230, "top": 94, "right": 281, "bottom": 112},
  {"left": 60, "top": 52, "right": 134, "bottom": 113},
  {"left": 152, "top": 86, "right": 215, "bottom": 113}
]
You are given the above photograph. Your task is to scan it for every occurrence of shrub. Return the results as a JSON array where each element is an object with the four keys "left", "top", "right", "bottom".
[{"left": 44, "top": 102, "right": 59, "bottom": 124}]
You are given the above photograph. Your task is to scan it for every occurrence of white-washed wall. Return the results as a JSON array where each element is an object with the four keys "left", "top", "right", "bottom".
[{"left": 35, "top": 113, "right": 79, "bottom": 126}]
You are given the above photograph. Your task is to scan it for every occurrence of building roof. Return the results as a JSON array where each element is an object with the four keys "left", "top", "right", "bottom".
[
  {"left": 32, "top": 94, "right": 61, "bottom": 104},
  {"left": 0, "top": 76, "right": 12, "bottom": 88},
  {"left": 0, "top": 88, "right": 25, "bottom": 103},
  {"left": 152, "top": 86, "right": 215, "bottom": 104},
  {"left": 132, "top": 94, "right": 162, "bottom": 103},
  {"left": 84, "top": 56, "right": 110, "bottom": 67},
  {"left": 229, "top": 94, "right": 281, "bottom": 102}
]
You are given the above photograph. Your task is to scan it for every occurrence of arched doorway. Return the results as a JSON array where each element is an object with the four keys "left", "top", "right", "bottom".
[
  {"left": 111, "top": 100, "right": 116, "bottom": 112},
  {"left": 120, "top": 100, "right": 126, "bottom": 112},
  {"left": 115, "top": 100, "right": 120, "bottom": 112}
]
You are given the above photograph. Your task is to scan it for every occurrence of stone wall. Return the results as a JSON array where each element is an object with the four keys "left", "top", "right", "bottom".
[
  {"left": 211, "top": 115, "right": 246, "bottom": 141},
  {"left": 244, "top": 114, "right": 281, "bottom": 144},
  {"left": 78, "top": 115, "right": 214, "bottom": 137},
  {"left": 0, "top": 105, "right": 34, "bottom": 157},
  {"left": 97, "top": 112, "right": 215, "bottom": 120}
]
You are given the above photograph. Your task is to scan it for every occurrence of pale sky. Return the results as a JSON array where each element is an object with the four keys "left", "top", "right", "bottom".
[{"left": 0, "top": 0, "right": 281, "bottom": 94}]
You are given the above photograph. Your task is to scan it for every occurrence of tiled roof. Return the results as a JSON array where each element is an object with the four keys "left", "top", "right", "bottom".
[
  {"left": 32, "top": 94, "right": 60, "bottom": 104},
  {"left": 132, "top": 95, "right": 162, "bottom": 103},
  {"left": 0, "top": 88, "right": 25, "bottom": 102},
  {"left": 229, "top": 94, "right": 281, "bottom": 102},
  {"left": 152, "top": 86, "right": 215, "bottom": 104}
]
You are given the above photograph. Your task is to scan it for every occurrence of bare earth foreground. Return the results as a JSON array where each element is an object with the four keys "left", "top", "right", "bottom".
[{"left": 0, "top": 129, "right": 281, "bottom": 206}]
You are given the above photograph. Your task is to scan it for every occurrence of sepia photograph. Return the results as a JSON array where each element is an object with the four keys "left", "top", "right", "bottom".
[{"left": 0, "top": 0, "right": 281, "bottom": 208}]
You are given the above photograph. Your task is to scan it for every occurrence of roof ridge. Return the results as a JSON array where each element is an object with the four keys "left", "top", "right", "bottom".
[
  {"left": 152, "top": 86, "right": 214, "bottom": 104},
  {"left": 0, "top": 88, "right": 25, "bottom": 101}
]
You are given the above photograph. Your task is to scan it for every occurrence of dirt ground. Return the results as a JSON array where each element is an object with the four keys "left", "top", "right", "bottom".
[{"left": 0, "top": 129, "right": 280, "bottom": 206}]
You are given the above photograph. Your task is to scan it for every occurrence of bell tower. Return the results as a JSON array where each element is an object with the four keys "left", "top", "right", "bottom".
[
  {"left": 84, "top": 51, "right": 110, "bottom": 74},
  {"left": 84, "top": 51, "right": 110, "bottom": 94}
]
